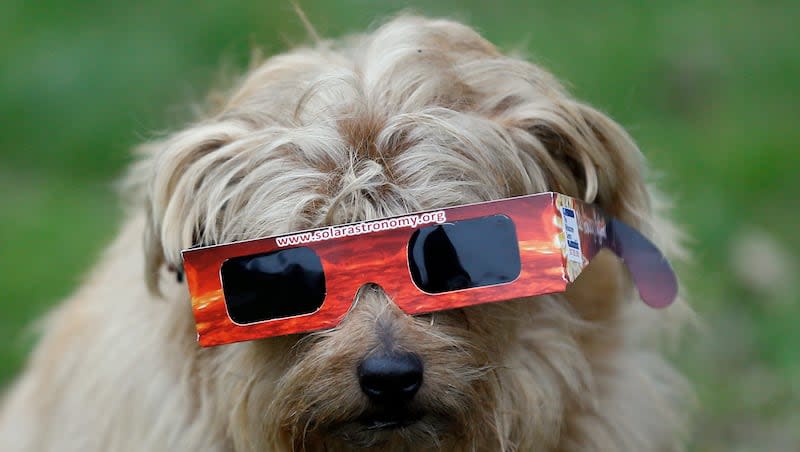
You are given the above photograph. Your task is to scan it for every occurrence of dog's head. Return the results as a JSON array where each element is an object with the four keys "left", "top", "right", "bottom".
[{"left": 133, "top": 16, "right": 683, "bottom": 451}]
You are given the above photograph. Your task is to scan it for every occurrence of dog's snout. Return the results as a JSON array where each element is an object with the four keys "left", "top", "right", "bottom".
[{"left": 358, "top": 352, "right": 423, "bottom": 404}]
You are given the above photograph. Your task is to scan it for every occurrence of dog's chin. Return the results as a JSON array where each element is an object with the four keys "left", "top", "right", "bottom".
[{"left": 326, "top": 410, "right": 451, "bottom": 449}]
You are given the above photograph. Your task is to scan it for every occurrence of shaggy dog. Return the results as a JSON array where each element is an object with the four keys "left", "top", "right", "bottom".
[{"left": 0, "top": 16, "right": 692, "bottom": 451}]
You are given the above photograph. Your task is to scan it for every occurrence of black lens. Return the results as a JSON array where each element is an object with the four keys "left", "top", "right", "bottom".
[
  {"left": 221, "top": 247, "right": 326, "bottom": 324},
  {"left": 408, "top": 215, "right": 521, "bottom": 293}
]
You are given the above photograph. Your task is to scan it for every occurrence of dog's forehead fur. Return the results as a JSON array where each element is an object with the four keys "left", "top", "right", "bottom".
[{"left": 140, "top": 16, "right": 653, "bottom": 278}]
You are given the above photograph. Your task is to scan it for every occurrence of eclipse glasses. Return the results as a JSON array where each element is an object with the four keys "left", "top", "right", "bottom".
[{"left": 182, "top": 192, "right": 677, "bottom": 346}]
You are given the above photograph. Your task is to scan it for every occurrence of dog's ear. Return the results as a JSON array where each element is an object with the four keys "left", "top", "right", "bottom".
[
  {"left": 511, "top": 100, "right": 653, "bottom": 234},
  {"left": 121, "top": 140, "right": 167, "bottom": 295},
  {"left": 128, "top": 122, "right": 247, "bottom": 294},
  {"left": 509, "top": 100, "right": 660, "bottom": 322}
]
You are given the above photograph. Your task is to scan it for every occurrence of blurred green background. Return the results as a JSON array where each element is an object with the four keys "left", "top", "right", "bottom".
[{"left": 1, "top": 0, "right": 797, "bottom": 450}]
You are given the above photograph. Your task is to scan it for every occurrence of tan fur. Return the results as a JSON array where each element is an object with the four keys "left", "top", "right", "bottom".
[{"left": 0, "top": 16, "right": 692, "bottom": 451}]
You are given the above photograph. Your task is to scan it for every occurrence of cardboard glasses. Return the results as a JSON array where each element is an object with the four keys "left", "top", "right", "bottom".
[{"left": 182, "top": 192, "right": 677, "bottom": 347}]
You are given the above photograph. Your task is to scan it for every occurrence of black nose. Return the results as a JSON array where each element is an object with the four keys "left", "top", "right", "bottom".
[{"left": 358, "top": 352, "right": 423, "bottom": 404}]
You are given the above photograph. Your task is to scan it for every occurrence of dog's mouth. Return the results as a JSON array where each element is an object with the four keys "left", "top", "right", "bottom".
[
  {"left": 325, "top": 408, "right": 448, "bottom": 448},
  {"left": 359, "top": 409, "right": 424, "bottom": 430}
]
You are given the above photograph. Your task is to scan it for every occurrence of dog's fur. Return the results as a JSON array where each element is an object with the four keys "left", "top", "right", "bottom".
[{"left": 0, "top": 16, "right": 692, "bottom": 451}]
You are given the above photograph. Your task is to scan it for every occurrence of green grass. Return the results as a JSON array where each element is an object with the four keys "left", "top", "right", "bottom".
[{"left": 1, "top": 1, "right": 798, "bottom": 449}]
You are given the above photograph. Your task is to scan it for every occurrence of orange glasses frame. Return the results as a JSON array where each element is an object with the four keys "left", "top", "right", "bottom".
[{"left": 182, "top": 192, "right": 676, "bottom": 346}]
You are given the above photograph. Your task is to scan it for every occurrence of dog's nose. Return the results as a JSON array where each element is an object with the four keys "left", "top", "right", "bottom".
[{"left": 358, "top": 352, "right": 423, "bottom": 404}]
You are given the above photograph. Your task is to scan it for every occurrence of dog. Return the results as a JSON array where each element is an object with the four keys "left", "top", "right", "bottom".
[{"left": 0, "top": 15, "right": 692, "bottom": 451}]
